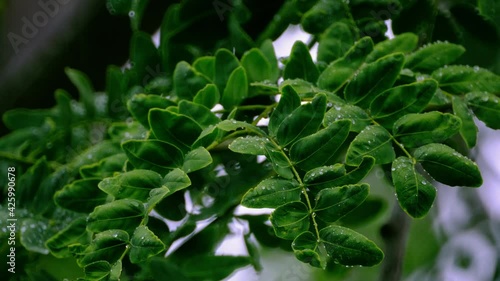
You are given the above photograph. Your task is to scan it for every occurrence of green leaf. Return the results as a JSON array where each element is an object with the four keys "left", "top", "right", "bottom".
[
  {"left": 280, "top": 79, "right": 328, "bottom": 100},
  {"left": 269, "top": 85, "right": 301, "bottom": 137},
  {"left": 392, "top": 156, "right": 436, "bottom": 218},
  {"left": 79, "top": 154, "right": 128, "bottom": 179},
  {"left": 122, "top": 139, "right": 184, "bottom": 175},
  {"left": 217, "top": 119, "right": 266, "bottom": 136},
  {"left": 263, "top": 142, "right": 294, "bottom": 179},
  {"left": 320, "top": 225, "right": 384, "bottom": 266},
  {"left": 259, "top": 39, "right": 280, "bottom": 81},
  {"left": 178, "top": 100, "right": 220, "bottom": 129},
  {"left": 150, "top": 258, "right": 190, "bottom": 281},
  {"left": 146, "top": 187, "right": 172, "bottom": 211},
  {"left": 192, "top": 125, "right": 220, "bottom": 148},
  {"left": 270, "top": 202, "right": 310, "bottom": 240},
  {"left": 193, "top": 56, "right": 215, "bottom": 81},
  {"left": 414, "top": 143, "right": 482, "bottom": 187},
  {"left": 366, "top": 33, "right": 418, "bottom": 63},
  {"left": 127, "top": 94, "right": 175, "bottom": 128},
  {"left": 284, "top": 41, "right": 320, "bottom": 83},
  {"left": 346, "top": 125, "right": 395, "bottom": 165},
  {"left": 393, "top": 112, "right": 461, "bottom": 148},
  {"left": 1, "top": 108, "right": 54, "bottom": 130},
  {"left": 323, "top": 102, "right": 371, "bottom": 132},
  {"left": 87, "top": 199, "right": 145, "bottom": 235},
  {"left": 215, "top": 49, "right": 240, "bottom": 93},
  {"left": 317, "top": 37, "right": 374, "bottom": 92},
  {"left": 182, "top": 146, "right": 212, "bottom": 173},
  {"left": 83, "top": 261, "right": 111, "bottom": 280},
  {"left": 241, "top": 178, "right": 301, "bottom": 208},
  {"left": 106, "top": 0, "right": 131, "bottom": 15},
  {"left": 54, "top": 178, "right": 107, "bottom": 213},
  {"left": 276, "top": 93, "right": 327, "bottom": 147},
  {"left": 466, "top": 92, "right": 500, "bottom": 129},
  {"left": 76, "top": 229, "right": 129, "bottom": 267},
  {"left": 301, "top": 0, "right": 350, "bottom": 34},
  {"left": 149, "top": 109, "right": 202, "bottom": 153},
  {"left": 478, "top": 0, "right": 500, "bottom": 29},
  {"left": 163, "top": 168, "right": 191, "bottom": 192},
  {"left": 304, "top": 157, "right": 375, "bottom": 190},
  {"left": 181, "top": 255, "right": 251, "bottom": 280},
  {"left": 98, "top": 170, "right": 163, "bottom": 201},
  {"left": 290, "top": 120, "right": 351, "bottom": 170},
  {"left": 241, "top": 48, "right": 272, "bottom": 83},
  {"left": 432, "top": 65, "right": 500, "bottom": 95},
  {"left": 20, "top": 218, "right": 53, "bottom": 255},
  {"left": 370, "top": 79, "right": 438, "bottom": 128},
  {"left": 344, "top": 53, "right": 405, "bottom": 108},
  {"left": 314, "top": 183, "right": 369, "bottom": 223},
  {"left": 338, "top": 197, "right": 387, "bottom": 227},
  {"left": 65, "top": 68, "right": 95, "bottom": 118},
  {"left": 317, "top": 21, "right": 356, "bottom": 63},
  {"left": 18, "top": 157, "right": 51, "bottom": 209},
  {"left": 244, "top": 233, "right": 263, "bottom": 271},
  {"left": 221, "top": 66, "right": 248, "bottom": 109},
  {"left": 193, "top": 84, "right": 220, "bottom": 109},
  {"left": 45, "top": 217, "right": 91, "bottom": 258},
  {"left": 228, "top": 136, "right": 269, "bottom": 155},
  {"left": 129, "top": 225, "right": 166, "bottom": 264},
  {"left": 405, "top": 42, "right": 465, "bottom": 72},
  {"left": 129, "top": 31, "right": 160, "bottom": 83},
  {"left": 173, "top": 61, "right": 210, "bottom": 100},
  {"left": 452, "top": 97, "right": 478, "bottom": 148},
  {"left": 292, "top": 231, "right": 326, "bottom": 269}
]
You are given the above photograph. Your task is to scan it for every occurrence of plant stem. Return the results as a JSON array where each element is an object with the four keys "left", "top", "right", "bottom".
[{"left": 378, "top": 204, "right": 411, "bottom": 281}]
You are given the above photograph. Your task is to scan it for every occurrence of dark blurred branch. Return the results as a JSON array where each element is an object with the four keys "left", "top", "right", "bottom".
[{"left": 378, "top": 204, "right": 411, "bottom": 281}]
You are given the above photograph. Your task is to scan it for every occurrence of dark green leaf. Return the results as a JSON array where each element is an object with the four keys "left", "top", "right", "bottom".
[
  {"left": 314, "top": 183, "right": 369, "bottom": 223},
  {"left": 129, "top": 225, "right": 166, "bottom": 264},
  {"left": 284, "top": 41, "right": 320, "bottom": 83},
  {"left": 217, "top": 119, "right": 266, "bottom": 136},
  {"left": 304, "top": 157, "right": 375, "bottom": 190},
  {"left": 163, "top": 168, "right": 191, "bottom": 192},
  {"left": 270, "top": 202, "right": 310, "bottom": 240},
  {"left": 290, "top": 120, "right": 351, "bottom": 170},
  {"left": 241, "top": 178, "right": 301, "bottom": 208},
  {"left": 150, "top": 258, "right": 190, "bottom": 281},
  {"left": 173, "top": 61, "right": 210, "bottom": 100},
  {"left": 346, "top": 125, "right": 395, "bottom": 165},
  {"left": 192, "top": 125, "right": 220, "bottom": 148},
  {"left": 87, "top": 199, "right": 145, "bottom": 235},
  {"left": 366, "top": 33, "right": 418, "bottom": 63},
  {"left": 193, "top": 84, "right": 220, "bottom": 109},
  {"left": 344, "top": 53, "right": 405, "bottom": 108},
  {"left": 178, "top": 100, "right": 220, "bottom": 129},
  {"left": 276, "top": 93, "right": 327, "bottom": 147},
  {"left": 181, "top": 255, "right": 251, "bottom": 280},
  {"left": 98, "top": 170, "right": 163, "bottom": 201},
  {"left": 323, "top": 102, "right": 371, "bottom": 132},
  {"left": 215, "top": 49, "right": 240, "bottom": 93},
  {"left": 292, "top": 231, "right": 326, "bottom": 269},
  {"left": 20, "top": 218, "right": 53, "bottom": 254},
  {"left": 149, "top": 109, "right": 202, "bottom": 152},
  {"left": 45, "top": 217, "right": 91, "bottom": 258},
  {"left": 301, "top": 1, "right": 350, "bottom": 34},
  {"left": 127, "top": 94, "right": 175, "bottom": 128},
  {"left": 393, "top": 112, "right": 461, "bottom": 148},
  {"left": 405, "top": 42, "right": 465, "bottom": 72},
  {"left": 79, "top": 154, "right": 128, "bottom": 179},
  {"left": 241, "top": 48, "right": 272, "bottom": 83},
  {"left": 317, "top": 21, "right": 356, "bottom": 63},
  {"left": 259, "top": 39, "right": 280, "bottom": 81},
  {"left": 76, "top": 229, "right": 129, "bottom": 267},
  {"left": 269, "top": 85, "right": 301, "bottom": 137},
  {"left": 320, "top": 225, "right": 384, "bottom": 266},
  {"left": 106, "top": 0, "right": 131, "bottom": 15},
  {"left": 244, "top": 233, "right": 263, "bottom": 271},
  {"left": 392, "top": 156, "right": 436, "bottom": 218},
  {"left": 452, "top": 97, "right": 478, "bottom": 148},
  {"left": 182, "top": 146, "right": 212, "bottom": 173},
  {"left": 338, "top": 197, "right": 387, "bottom": 226},
  {"left": 1, "top": 108, "right": 54, "bottom": 130},
  {"left": 466, "top": 92, "right": 500, "bottom": 129},
  {"left": 229, "top": 136, "right": 269, "bottom": 155},
  {"left": 83, "top": 261, "right": 111, "bottom": 280},
  {"left": 122, "top": 139, "right": 184, "bottom": 174},
  {"left": 370, "top": 79, "right": 438, "bottom": 128},
  {"left": 478, "top": 0, "right": 500, "bottom": 29},
  {"left": 54, "top": 178, "right": 107, "bottom": 213},
  {"left": 317, "top": 37, "right": 374, "bottom": 92},
  {"left": 432, "top": 65, "right": 500, "bottom": 95},
  {"left": 65, "top": 68, "right": 96, "bottom": 118},
  {"left": 193, "top": 56, "right": 215, "bottom": 81},
  {"left": 263, "top": 142, "right": 294, "bottom": 179},
  {"left": 221, "top": 66, "right": 248, "bottom": 109},
  {"left": 414, "top": 143, "right": 482, "bottom": 187}
]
